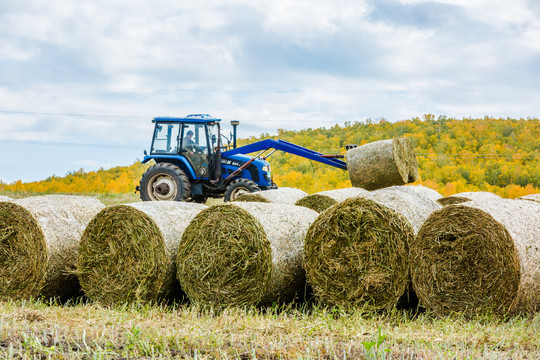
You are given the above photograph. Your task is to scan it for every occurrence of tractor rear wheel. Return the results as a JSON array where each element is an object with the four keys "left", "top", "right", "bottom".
[
  {"left": 224, "top": 179, "right": 260, "bottom": 202},
  {"left": 139, "top": 163, "right": 191, "bottom": 201}
]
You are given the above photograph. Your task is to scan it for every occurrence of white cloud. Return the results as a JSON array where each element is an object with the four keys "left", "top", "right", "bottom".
[{"left": 0, "top": 0, "right": 539, "bottom": 181}]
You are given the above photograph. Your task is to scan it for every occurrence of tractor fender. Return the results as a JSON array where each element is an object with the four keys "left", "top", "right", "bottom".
[{"left": 142, "top": 155, "right": 198, "bottom": 180}]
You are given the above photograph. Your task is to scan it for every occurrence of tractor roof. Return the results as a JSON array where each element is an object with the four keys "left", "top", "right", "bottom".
[{"left": 152, "top": 114, "right": 221, "bottom": 124}]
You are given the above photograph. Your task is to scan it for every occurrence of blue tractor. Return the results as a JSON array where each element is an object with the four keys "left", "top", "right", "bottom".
[{"left": 137, "top": 114, "right": 347, "bottom": 202}]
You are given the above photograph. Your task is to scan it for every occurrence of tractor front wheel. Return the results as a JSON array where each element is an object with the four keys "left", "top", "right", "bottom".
[
  {"left": 224, "top": 179, "right": 261, "bottom": 202},
  {"left": 139, "top": 163, "right": 191, "bottom": 201}
]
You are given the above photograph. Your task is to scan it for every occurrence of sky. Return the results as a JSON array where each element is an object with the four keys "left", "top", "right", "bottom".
[{"left": 1, "top": 0, "right": 539, "bottom": 183}]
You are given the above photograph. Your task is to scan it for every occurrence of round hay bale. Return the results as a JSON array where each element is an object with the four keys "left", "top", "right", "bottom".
[
  {"left": 0, "top": 202, "right": 46, "bottom": 300},
  {"left": 0, "top": 195, "right": 105, "bottom": 300},
  {"left": 437, "top": 191, "right": 501, "bottom": 206},
  {"left": 518, "top": 194, "right": 540, "bottom": 203},
  {"left": 387, "top": 185, "right": 442, "bottom": 202},
  {"left": 398, "top": 137, "right": 420, "bottom": 183},
  {"left": 295, "top": 188, "right": 370, "bottom": 213},
  {"left": 346, "top": 138, "right": 418, "bottom": 190},
  {"left": 304, "top": 188, "right": 442, "bottom": 310},
  {"left": 77, "top": 201, "right": 206, "bottom": 304},
  {"left": 235, "top": 187, "right": 308, "bottom": 204},
  {"left": 411, "top": 199, "right": 540, "bottom": 316},
  {"left": 177, "top": 202, "right": 319, "bottom": 307},
  {"left": 372, "top": 187, "right": 442, "bottom": 234},
  {"left": 0, "top": 196, "right": 12, "bottom": 201}
]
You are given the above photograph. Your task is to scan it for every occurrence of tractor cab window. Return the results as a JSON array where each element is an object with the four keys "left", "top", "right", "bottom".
[
  {"left": 181, "top": 123, "right": 210, "bottom": 177},
  {"left": 207, "top": 123, "right": 218, "bottom": 152},
  {"left": 151, "top": 123, "right": 180, "bottom": 155}
]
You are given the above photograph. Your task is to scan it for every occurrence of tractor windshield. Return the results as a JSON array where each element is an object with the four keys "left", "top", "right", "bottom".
[{"left": 181, "top": 123, "right": 212, "bottom": 177}]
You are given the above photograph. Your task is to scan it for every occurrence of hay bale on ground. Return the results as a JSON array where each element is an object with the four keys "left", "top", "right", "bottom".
[
  {"left": 0, "top": 195, "right": 105, "bottom": 300},
  {"left": 304, "top": 187, "right": 442, "bottom": 310},
  {"left": 235, "top": 187, "right": 308, "bottom": 204},
  {"left": 295, "top": 187, "right": 370, "bottom": 213},
  {"left": 387, "top": 185, "right": 442, "bottom": 202},
  {"left": 0, "top": 196, "right": 12, "bottom": 201},
  {"left": 346, "top": 138, "right": 418, "bottom": 190},
  {"left": 519, "top": 194, "right": 540, "bottom": 203},
  {"left": 437, "top": 191, "right": 501, "bottom": 206},
  {"left": 411, "top": 199, "right": 540, "bottom": 316},
  {"left": 177, "top": 202, "right": 319, "bottom": 307},
  {"left": 77, "top": 201, "right": 206, "bottom": 304}
]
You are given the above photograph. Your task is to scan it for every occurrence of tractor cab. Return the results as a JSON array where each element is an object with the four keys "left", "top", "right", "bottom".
[{"left": 149, "top": 114, "right": 219, "bottom": 178}]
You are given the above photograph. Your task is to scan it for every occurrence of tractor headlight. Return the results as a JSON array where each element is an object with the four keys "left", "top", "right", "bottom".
[{"left": 262, "top": 165, "right": 271, "bottom": 173}]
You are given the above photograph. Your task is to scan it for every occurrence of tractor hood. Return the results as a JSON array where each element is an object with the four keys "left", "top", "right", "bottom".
[{"left": 220, "top": 153, "right": 270, "bottom": 168}]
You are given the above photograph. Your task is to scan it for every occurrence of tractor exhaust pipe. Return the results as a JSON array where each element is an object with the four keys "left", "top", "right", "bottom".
[{"left": 230, "top": 120, "right": 240, "bottom": 149}]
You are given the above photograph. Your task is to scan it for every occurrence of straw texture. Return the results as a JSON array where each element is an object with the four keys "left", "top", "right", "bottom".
[
  {"left": 519, "top": 194, "right": 540, "bottom": 203},
  {"left": 304, "top": 187, "right": 442, "bottom": 310},
  {"left": 235, "top": 187, "right": 308, "bottom": 204},
  {"left": 437, "top": 191, "right": 501, "bottom": 206},
  {"left": 411, "top": 199, "right": 540, "bottom": 316},
  {"left": 177, "top": 202, "right": 319, "bottom": 307},
  {"left": 0, "top": 195, "right": 105, "bottom": 300},
  {"left": 388, "top": 185, "right": 442, "bottom": 202},
  {"left": 77, "top": 201, "right": 206, "bottom": 304},
  {"left": 0, "top": 202, "right": 46, "bottom": 300},
  {"left": 346, "top": 138, "right": 418, "bottom": 190},
  {"left": 295, "top": 188, "right": 370, "bottom": 213}
]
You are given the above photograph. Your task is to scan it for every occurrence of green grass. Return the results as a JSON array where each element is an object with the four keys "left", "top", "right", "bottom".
[{"left": 0, "top": 299, "right": 538, "bottom": 359}]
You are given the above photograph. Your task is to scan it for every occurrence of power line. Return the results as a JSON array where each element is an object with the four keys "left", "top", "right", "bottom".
[
  {"left": 417, "top": 153, "right": 539, "bottom": 158},
  {"left": 0, "top": 139, "right": 146, "bottom": 150},
  {"left": 0, "top": 110, "right": 148, "bottom": 119},
  {"left": 2, "top": 82, "right": 540, "bottom": 94},
  {"left": 0, "top": 109, "right": 350, "bottom": 123}
]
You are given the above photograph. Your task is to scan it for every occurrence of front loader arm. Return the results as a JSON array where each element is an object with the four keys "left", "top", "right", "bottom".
[{"left": 221, "top": 139, "right": 347, "bottom": 170}]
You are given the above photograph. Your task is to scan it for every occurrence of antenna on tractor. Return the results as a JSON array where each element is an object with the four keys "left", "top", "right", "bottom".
[{"left": 230, "top": 120, "right": 240, "bottom": 149}]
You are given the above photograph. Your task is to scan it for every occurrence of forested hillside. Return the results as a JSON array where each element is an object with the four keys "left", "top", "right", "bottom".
[{"left": 2, "top": 115, "right": 539, "bottom": 198}]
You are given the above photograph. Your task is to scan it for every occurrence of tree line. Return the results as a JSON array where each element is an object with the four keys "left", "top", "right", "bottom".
[{"left": 2, "top": 115, "right": 538, "bottom": 198}]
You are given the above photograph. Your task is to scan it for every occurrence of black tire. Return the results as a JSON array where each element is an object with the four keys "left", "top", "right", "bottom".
[
  {"left": 190, "top": 196, "right": 207, "bottom": 204},
  {"left": 224, "top": 179, "right": 261, "bottom": 202},
  {"left": 139, "top": 163, "right": 191, "bottom": 201}
]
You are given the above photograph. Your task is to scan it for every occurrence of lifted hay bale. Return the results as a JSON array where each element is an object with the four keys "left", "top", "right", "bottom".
[
  {"left": 304, "top": 188, "right": 441, "bottom": 310},
  {"left": 177, "top": 202, "right": 319, "bottom": 307},
  {"left": 77, "top": 201, "right": 206, "bottom": 304},
  {"left": 235, "top": 187, "right": 308, "bottom": 204},
  {"left": 411, "top": 199, "right": 540, "bottom": 316},
  {"left": 0, "top": 196, "right": 12, "bottom": 201},
  {"left": 346, "top": 138, "right": 418, "bottom": 190},
  {"left": 0, "top": 195, "right": 105, "bottom": 300},
  {"left": 295, "top": 188, "right": 370, "bottom": 213},
  {"left": 519, "top": 194, "right": 540, "bottom": 203},
  {"left": 437, "top": 191, "right": 501, "bottom": 206}
]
